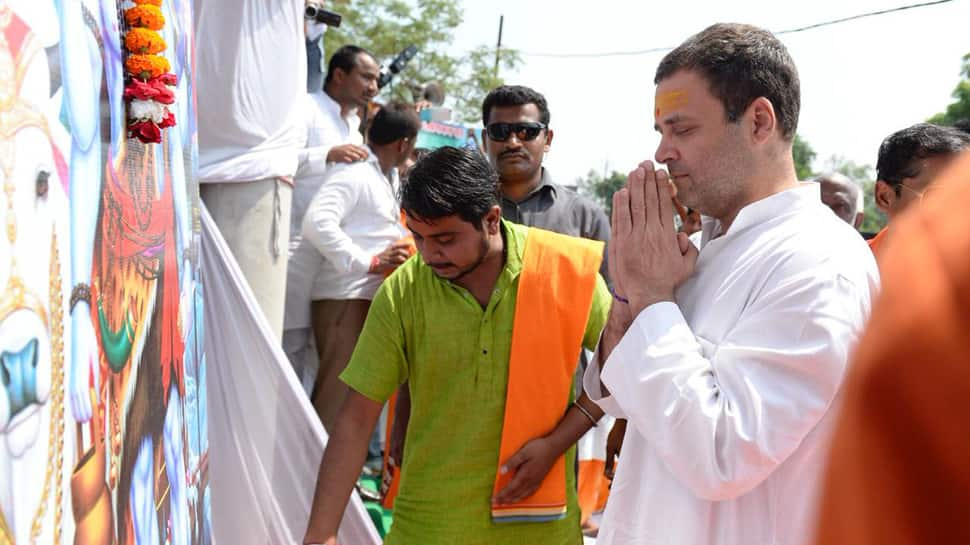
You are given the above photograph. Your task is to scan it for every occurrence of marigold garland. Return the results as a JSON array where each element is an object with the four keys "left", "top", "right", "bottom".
[
  {"left": 124, "top": 5, "right": 165, "bottom": 31},
  {"left": 125, "top": 54, "right": 171, "bottom": 80},
  {"left": 125, "top": 28, "right": 167, "bottom": 55},
  {"left": 123, "top": 0, "right": 177, "bottom": 144}
]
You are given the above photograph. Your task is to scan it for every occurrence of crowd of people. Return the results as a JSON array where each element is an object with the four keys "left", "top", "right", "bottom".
[{"left": 194, "top": 3, "right": 970, "bottom": 545}]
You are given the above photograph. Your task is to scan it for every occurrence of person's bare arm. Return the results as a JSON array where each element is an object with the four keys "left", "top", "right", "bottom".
[
  {"left": 304, "top": 391, "right": 384, "bottom": 545},
  {"left": 492, "top": 393, "right": 605, "bottom": 505}
]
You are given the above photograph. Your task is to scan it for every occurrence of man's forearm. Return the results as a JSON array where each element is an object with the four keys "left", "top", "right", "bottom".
[
  {"left": 545, "top": 393, "right": 605, "bottom": 456},
  {"left": 304, "top": 394, "right": 381, "bottom": 544}
]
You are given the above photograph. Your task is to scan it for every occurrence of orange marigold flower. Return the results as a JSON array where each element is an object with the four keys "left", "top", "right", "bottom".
[
  {"left": 125, "top": 54, "right": 171, "bottom": 80},
  {"left": 124, "top": 5, "right": 165, "bottom": 30},
  {"left": 133, "top": 0, "right": 163, "bottom": 6},
  {"left": 125, "top": 28, "right": 167, "bottom": 55}
]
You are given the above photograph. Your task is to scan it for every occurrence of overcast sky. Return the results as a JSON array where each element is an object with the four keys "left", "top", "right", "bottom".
[{"left": 450, "top": 0, "right": 969, "bottom": 184}]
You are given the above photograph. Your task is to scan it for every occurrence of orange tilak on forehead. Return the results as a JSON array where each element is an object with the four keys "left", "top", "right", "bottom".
[{"left": 654, "top": 90, "right": 689, "bottom": 120}]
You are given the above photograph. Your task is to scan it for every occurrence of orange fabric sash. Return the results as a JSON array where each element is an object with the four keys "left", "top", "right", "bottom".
[
  {"left": 868, "top": 227, "right": 889, "bottom": 259},
  {"left": 380, "top": 209, "right": 415, "bottom": 509},
  {"left": 491, "top": 228, "right": 603, "bottom": 522}
]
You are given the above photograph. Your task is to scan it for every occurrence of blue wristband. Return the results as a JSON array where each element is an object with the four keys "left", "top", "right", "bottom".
[{"left": 609, "top": 286, "right": 629, "bottom": 304}]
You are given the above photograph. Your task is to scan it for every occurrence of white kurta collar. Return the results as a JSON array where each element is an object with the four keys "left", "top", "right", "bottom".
[{"left": 700, "top": 183, "right": 820, "bottom": 247}]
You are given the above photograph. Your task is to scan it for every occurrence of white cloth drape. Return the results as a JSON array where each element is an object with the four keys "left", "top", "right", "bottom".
[
  {"left": 194, "top": 0, "right": 306, "bottom": 183},
  {"left": 203, "top": 204, "right": 379, "bottom": 545}
]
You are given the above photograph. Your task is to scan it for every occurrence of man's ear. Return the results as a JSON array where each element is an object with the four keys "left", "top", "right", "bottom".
[
  {"left": 874, "top": 179, "right": 897, "bottom": 215},
  {"left": 746, "top": 97, "right": 777, "bottom": 145},
  {"left": 484, "top": 205, "right": 502, "bottom": 234},
  {"left": 331, "top": 67, "right": 346, "bottom": 87},
  {"left": 543, "top": 128, "right": 554, "bottom": 153}
]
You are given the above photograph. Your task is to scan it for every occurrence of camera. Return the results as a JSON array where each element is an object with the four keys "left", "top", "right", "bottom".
[
  {"left": 378, "top": 45, "right": 418, "bottom": 89},
  {"left": 305, "top": 5, "right": 342, "bottom": 27}
]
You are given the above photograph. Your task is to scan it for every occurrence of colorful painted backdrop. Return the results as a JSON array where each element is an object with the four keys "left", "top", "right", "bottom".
[{"left": 0, "top": 0, "right": 207, "bottom": 543}]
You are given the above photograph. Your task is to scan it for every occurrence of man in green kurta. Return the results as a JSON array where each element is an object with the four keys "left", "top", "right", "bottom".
[{"left": 303, "top": 147, "right": 611, "bottom": 545}]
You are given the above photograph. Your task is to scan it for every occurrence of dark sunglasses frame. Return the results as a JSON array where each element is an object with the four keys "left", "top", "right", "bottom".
[{"left": 485, "top": 122, "right": 547, "bottom": 142}]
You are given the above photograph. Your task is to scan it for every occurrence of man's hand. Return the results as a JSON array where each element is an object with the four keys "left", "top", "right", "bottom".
[
  {"left": 327, "top": 144, "right": 369, "bottom": 164},
  {"left": 492, "top": 437, "right": 559, "bottom": 505},
  {"left": 303, "top": 392, "right": 382, "bottom": 545},
  {"left": 611, "top": 161, "right": 698, "bottom": 316},
  {"left": 370, "top": 241, "right": 413, "bottom": 274},
  {"left": 604, "top": 419, "right": 627, "bottom": 480}
]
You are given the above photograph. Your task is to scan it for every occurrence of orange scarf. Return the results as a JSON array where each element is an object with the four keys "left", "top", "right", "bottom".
[
  {"left": 868, "top": 227, "right": 889, "bottom": 258},
  {"left": 491, "top": 227, "right": 603, "bottom": 522}
]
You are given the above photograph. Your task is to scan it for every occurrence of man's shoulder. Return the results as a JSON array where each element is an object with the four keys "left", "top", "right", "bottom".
[
  {"left": 758, "top": 205, "right": 878, "bottom": 285},
  {"left": 545, "top": 181, "right": 607, "bottom": 218},
  {"left": 378, "top": 256, "right": 432, "bottom": 300},
  {"left": 519, "top": 223, "right": 604, "bottom": 263},
  {"left": 322, "top": 158, "right": 375, "bottom": 182}
]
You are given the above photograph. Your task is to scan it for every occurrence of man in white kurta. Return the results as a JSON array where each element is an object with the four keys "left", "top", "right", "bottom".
[
  {"left": 583, "top": 23, "right": 879, "bottom": 545},
  {"left": 300, "top": 103, "right": 418, "bottom": 430},
  {"left": 283, "top": 45, "right": 378, "bottom": 380}
]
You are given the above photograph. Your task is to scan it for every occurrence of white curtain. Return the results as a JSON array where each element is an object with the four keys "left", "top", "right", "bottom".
[{"left": 202, "top": 204, "right": 380, "bottom": 545}]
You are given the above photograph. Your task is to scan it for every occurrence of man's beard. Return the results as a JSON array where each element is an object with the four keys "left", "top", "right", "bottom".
[{"left": 446, "top": 232, "right": 491, "bottom": 283}]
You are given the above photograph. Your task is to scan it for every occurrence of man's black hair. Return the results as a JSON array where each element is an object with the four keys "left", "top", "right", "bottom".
[
  {"left": 656, "top": 23, "right": 800, "bottom": 141},
  {"left": 324, "top": 45, "right": 373, "bottom": 88},
  {"left": 953, "top": 118, "right": 970, "bottom": 135},
  {"left": 481, "top": 85, "right": 550, "bottom": 126},
  {"left": 401, "top": 147, "right": 499, "bottom": 228},
  {"left": 876, "top": 123, "right": 970, "bottom": 191},
  {"left": 368, "top": 102, "right": 421, "bottom": 146}
]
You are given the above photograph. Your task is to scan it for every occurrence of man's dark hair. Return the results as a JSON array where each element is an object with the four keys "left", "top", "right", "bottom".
[
  {"left": 655, "top": 23, "right": 800, "bottom": 141},
  {"left": 368, "top": 102, "right": 421, "bottom": 146},
  {"left": 953, "top": 118, "right": 970, "bottom": 135},
  {"left": 324, "top": 45, "right": 373, "bottom": 88},
  {"left": 481, "top": 85, "right": 550, "bottom": 126},
  {"left": 876, "top": 123, "right": 970, "bottom": 191},
  {"left": 401, "top": 147, "right": 500, "bottom": 228}
]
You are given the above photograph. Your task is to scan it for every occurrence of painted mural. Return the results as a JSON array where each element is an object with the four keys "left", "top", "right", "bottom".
[{"left": 0, "top": 0, "right": 207, "bottom": 543}]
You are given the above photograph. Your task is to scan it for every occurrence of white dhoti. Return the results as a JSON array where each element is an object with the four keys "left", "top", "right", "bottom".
[{"left": 200, "top": 179, "right": 292, "bottom": 340}]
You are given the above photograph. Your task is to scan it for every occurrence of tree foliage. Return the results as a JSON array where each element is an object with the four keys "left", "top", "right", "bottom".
[
  {"left": 578, "top": 169, "right": 627, "bottom": 217},
  {"left": 322, "top": 0, "right": 521, "bottom": 122},
  {"left": 928, "top": 53, "right": 970, "bottom": 126},
  {"left": 792, "top": 134, "right": 816, "bottom": 180}
]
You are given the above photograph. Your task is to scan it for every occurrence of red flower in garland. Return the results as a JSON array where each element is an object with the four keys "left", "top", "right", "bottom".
[
  {"left": 128, "top": 119, "right": 162, "bottom": 143},
  {"left": 157, "top": 73, "right": 178, "bottom": 86},
  {"left": 124, "top": 75, "right": 176, "bottom": 105},
  {"left": 146, "top": 77, "right": 176, "bottom": 104},
  {"left": 158, "top": 110, "right": 176, "bottom": 129},
  {"left": 124, "top": 79, "right": 159, "bottom": 101}
]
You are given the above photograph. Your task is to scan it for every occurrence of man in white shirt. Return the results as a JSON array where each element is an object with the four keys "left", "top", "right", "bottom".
[
  {"left": 195, "top": 0, "right": 306, "bottom": 340},
  {"left": 284, "top": 45, "right": 378, "bottom": 379},
  {"left": 582, "top": 23, "right": 879, "bottom": 545},
  {"left": 301, "top": 103, "right": 420, "bottom": 430}
]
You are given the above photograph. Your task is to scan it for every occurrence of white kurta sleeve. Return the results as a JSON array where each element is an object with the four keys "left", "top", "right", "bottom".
[
  {"left": 602, "top": 268, "right": 866, "bottom": 501},
  {"left": 583, "top": 345, "right": 628, "bottom": 419},
  {"left": 296, "top": 96, "right": 336, "bottom": 178},
  {"left": 300, "top": 173, "right": 372, "bottom": 275}
]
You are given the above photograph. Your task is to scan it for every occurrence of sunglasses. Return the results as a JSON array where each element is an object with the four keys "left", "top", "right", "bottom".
[{"left": 485, "top": 122, "right": 547, "bottom": 142}]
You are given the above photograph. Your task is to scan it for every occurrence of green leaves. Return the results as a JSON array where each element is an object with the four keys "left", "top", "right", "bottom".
[
  {"left": 322, "top": 0, "right": 521, "bottom": 123},
  {"left": 928, "top": 52, "right": 970, "bottom": 126}
]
